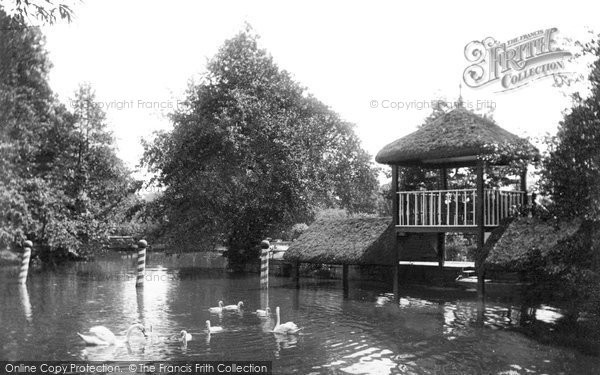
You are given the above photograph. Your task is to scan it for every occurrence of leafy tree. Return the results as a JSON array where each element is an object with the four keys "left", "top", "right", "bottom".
[
  {"left": 142, "top": 28, "right": 379, "bottom": 268},
  {"left": 0, "top": 8, "right": 61, "bottom": 248},
  {"left": 39, "top": 83, "right": 137, "bottom": 254},
  {"left": 540, "top": 34, "right": 600, "bottom": 221},
  {"left": 0, "top": 9, "right": 135, "bottom": 259}
]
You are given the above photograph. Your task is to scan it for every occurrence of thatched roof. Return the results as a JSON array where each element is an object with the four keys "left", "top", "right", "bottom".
[
  {"left": 284, "top": 217, "right": 396, "bottom": 265},
  {"left": 375, "top": 107, "right": 537, "bottom": 166},
  {"left": 485, "top": 217, "right": 584, "bottom": 271}
]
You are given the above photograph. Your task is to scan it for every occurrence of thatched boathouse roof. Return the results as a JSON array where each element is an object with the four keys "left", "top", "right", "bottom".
[
  {"left": 284, "top": 217, "right": 396, "bottom": 265},
  {"left": 376, "top": 107, "right": 537, "bottom": 166},
  {"left": 485, "top": 217, "right": 584, "bottom": 271}
]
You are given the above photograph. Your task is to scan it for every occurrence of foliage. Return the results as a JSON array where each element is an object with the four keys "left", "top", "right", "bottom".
[
  {"left": 0, "top": 0, "right": 73, "bottom": 25},
  {"left": 375, "top": 182, "right": 393, "bottom": 217},
  {"left": 0, "top": 8, "right": 58, "bottom": 248},
  {"left": 445, "top": 233, "right": 476, "bottom": 261},
  {"left": 539, "top": 35, "right": 600, "bottom": 221},
  {"left": 141, "top": 28, "right": 380, "bottom": 268},
  {"left": 289, "top": 223, "right": 308, "bottom": 240},
  {"left": 0, "top": 9, "right": 135, "bottom": 260}
]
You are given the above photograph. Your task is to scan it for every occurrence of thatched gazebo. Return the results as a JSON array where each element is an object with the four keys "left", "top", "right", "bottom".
[{"left": 375, "top": 105, "right": 538, "bottom": 297}]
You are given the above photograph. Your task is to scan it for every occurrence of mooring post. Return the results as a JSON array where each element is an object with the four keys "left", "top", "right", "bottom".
[
  {"left": 136, "top": 284, "right": 145, "bottom": 321},
  {"left": 260, "top": 240, "right": 270, "bottom": 289},
  {"left": 260, "top": 289, "right": 269, "bottom": 311},
  {"left": 18, "top": 240, "right": 33, "bottom": 285},
  {"left": 342, "top": 264, "right": 349, "bottom": 298},
  {"left": 136, "top": 239, "right": 147, "bottom": 288},
  {"left": 294, "top": 261, "right": 300, "bottom": 289}
]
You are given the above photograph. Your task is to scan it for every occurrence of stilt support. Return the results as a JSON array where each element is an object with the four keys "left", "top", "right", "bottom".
[{"left": 342, "top": 264, "right": 349, "bottom": 298}]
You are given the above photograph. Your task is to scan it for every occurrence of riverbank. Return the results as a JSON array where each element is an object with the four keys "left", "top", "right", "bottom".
[{"left": 0, "top": 249, "right": 20, "bottom": 266}]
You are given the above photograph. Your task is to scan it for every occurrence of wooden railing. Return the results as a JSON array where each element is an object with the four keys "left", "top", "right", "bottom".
[{"left": 397, "top": 189, "right": 525, "bottom": 227}]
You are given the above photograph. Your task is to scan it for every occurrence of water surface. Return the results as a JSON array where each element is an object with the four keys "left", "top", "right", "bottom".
[{"left": 1, "top": 252, "right": 598, "bottom": 374}]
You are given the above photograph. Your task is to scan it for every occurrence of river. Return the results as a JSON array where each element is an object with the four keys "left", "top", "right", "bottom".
[{"left": 1, "top": 252, "right": 599, "bottom": 374}]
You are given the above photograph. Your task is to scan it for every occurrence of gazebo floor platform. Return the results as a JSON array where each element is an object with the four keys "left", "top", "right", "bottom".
[{"left": 398, "top": 260, "right": 474, "bottom": 268}]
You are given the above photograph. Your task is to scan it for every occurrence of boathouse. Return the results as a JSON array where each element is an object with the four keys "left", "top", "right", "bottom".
[{"left": 376, "top": 104, "right": 538, "bottom": 297}]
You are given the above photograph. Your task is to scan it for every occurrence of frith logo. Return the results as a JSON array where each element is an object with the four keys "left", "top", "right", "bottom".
[{"left": 463, "top": 28, "right": 572, "bottom": 92}]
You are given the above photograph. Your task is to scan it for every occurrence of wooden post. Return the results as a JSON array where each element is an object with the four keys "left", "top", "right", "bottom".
[
  {"left": 475, "top": 162, "right": 486, "bottom": 298},
  {"left": 342, "top": 264, "right": 349, "bottom": 298},
  {"left": 393, "top": 245, "right": 400, "bottom": 303},
  {"left": 438, "top": 168, "right": 448, "bottom": 269},
  {"left": 440, "top": 167, "right": 448, "bottom": 190},
  {"left": 392, "top": 165, "right": 399, "bottom": 226},
  {"left": 136, "top": 239, "right": 147, "bottom": 288},
  {"left": 437, "top": 233, "right": 446, "bottom": 269},
  {"left": 294, "top": 261, "right": 300, "bottom": 289},
  {"left": 392, "top": 165, "right": 400, "bottom": 303},
  {"left": 260, "top": 240, "right": 270, "bottom": 289},
  {"left": 18, "top": 240, "right": 33, "bottom": 285},
  {"left": 520, "top": 167, "right": 528, "bottom": 208}
]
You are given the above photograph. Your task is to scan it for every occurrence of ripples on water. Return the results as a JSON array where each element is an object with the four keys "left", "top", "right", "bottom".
[{"left": 0, "top": 253, "right": 599, "bottom": 374}]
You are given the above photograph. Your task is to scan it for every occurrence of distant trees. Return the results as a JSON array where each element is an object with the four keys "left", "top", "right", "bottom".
[
  {"left": 142, "top": 28, "right": 379, "bottom": 267},
  {"left": 0, "top": 9, "right": 135, "bottom": 260}
]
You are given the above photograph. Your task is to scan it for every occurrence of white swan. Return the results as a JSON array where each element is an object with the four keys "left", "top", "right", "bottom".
[
  {"left": 273, "top": 307, "right": 301, "bottom": 334},
  {"left": 78, "top": 324, "right": 147, "bottom": 346},
  {"left": 179, "top": 330, "right": 192, "bottom": 343},
  {"left": 223, "top": 301, "right": 244, "bottom": 311},
  {"left": 209, "top": 301, "right": 224, "bottom": 313},
  {"left": 206, "top": 320, "right": 224, "bottom": 333},
  {"left": 256, "top": 307, "right": 271, "bottom": 318}
]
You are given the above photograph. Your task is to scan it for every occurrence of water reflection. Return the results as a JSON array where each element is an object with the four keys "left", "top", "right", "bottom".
[{"left": 0, "top": 253, "right": 599, "bottom": 374}]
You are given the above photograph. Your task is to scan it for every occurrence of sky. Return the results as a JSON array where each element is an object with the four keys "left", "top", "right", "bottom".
[{"left": 18, "top": 0, "right": 600, "bottom": 180}]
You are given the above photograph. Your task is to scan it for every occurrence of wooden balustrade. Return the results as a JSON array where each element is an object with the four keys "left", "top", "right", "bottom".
[{"left": 397, "top": 189, "right": 525, "bottom": 227}]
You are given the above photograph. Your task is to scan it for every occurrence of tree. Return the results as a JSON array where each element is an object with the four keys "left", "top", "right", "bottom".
[
  {"left": 0, "top": 9, "right": 135, "bottom": 258},
  {"left": 540, "top": 34, "right": 600, "bottom": 221},
  {"left": 0, "top": 0, "right": 73, "bottom": 26},
  {"left": 39, "top": 83, "right": 136, "bottom": 254},
  {"left": 142, "top": 28, "right": 379, "bottom": 268},
  {"left": 0, "top": 8, "right": 61, "bottom": 248}
]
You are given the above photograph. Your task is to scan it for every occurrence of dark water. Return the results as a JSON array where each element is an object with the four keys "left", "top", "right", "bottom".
[{"left": 1, "top": 253, "right": 599, "bottom": 374}]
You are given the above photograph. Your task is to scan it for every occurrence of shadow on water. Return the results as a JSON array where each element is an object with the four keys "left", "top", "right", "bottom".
[{"left": 0, "top": 252, "right": 599, "bottom": 374}]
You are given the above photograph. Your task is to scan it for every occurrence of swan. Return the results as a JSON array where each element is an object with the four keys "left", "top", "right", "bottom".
[
  {"left": 179, "top": 330, "right": 192, "bottom": 343},
  {"left": 206, "top": 320, "right": 224, "bottom": 333},
  {"left": 209, "top": 301, "right": 224, "bottom": 314},
  {"left": 273, "top": 307, "right": 301, "bottom": 334},
  {"left": 256, "top": 307, "right": 271, "bottom": 318},
  {"left": 223, "top": 301, "right": 244, "bottom": 312},
  {"left": 77, "top": 324, "right": 147, "bottom": 346}
]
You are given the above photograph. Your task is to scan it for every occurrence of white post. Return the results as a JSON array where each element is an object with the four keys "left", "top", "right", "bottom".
[
  {"left": 260, "top": 240, "right": 270, "bottom": 289},
  {"left": 18, "top": 240, "right": 33, "bottom": 285},
  {"left": 136, "top": 239, "right": 147, "bottom": 288}
]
